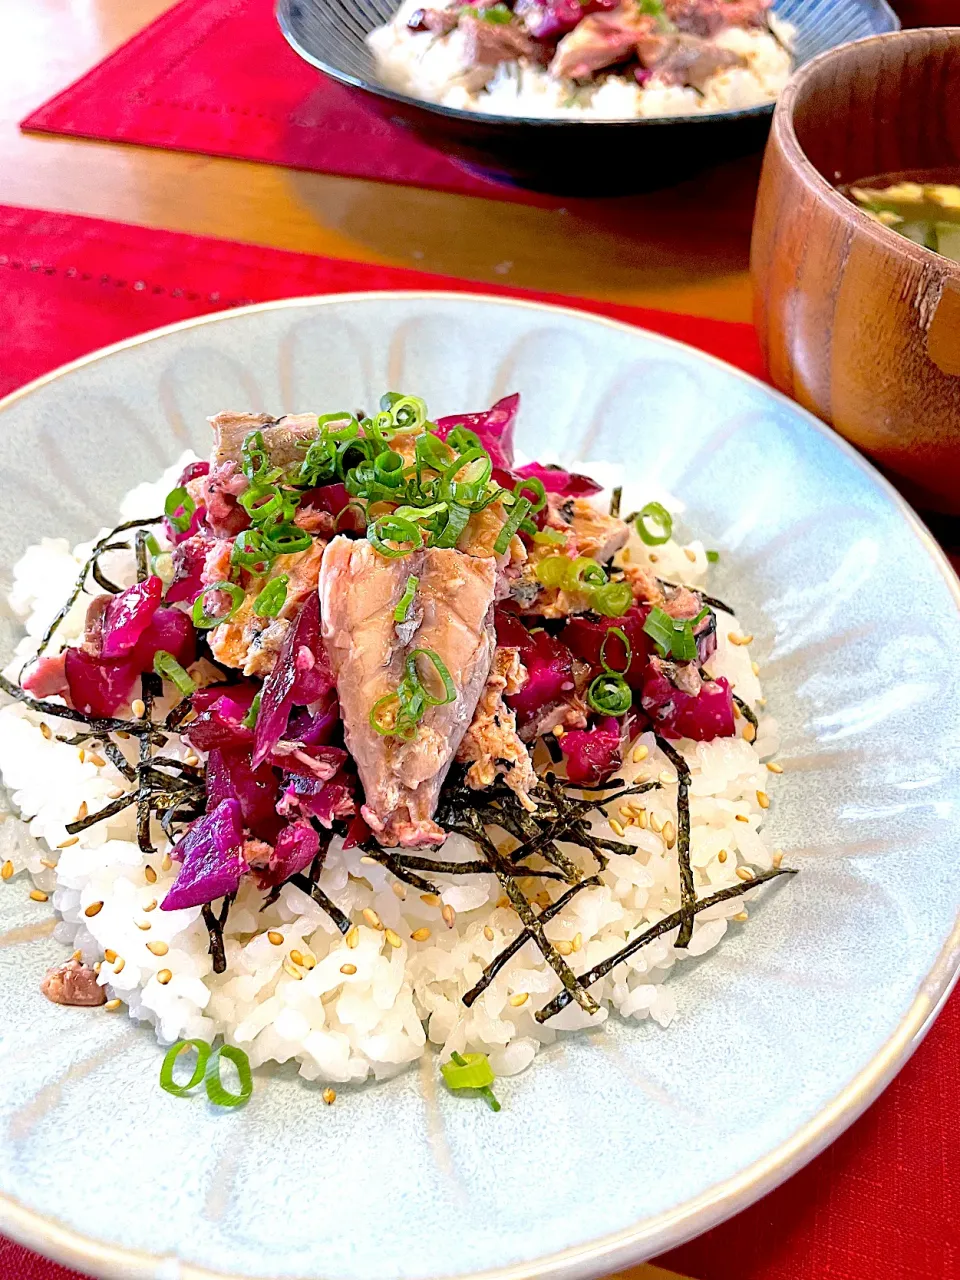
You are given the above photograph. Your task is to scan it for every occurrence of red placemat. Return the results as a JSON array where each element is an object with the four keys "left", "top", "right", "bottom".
[
  {"left": 0, "top": 204, "right": 957, "bottom": 1280},
  {"left": 20, "top": 0, "right": 543, "bottom": 205}
]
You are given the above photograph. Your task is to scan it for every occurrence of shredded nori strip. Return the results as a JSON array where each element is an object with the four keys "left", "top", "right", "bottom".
[
  {"left": 201, "top": 892, "right": 234, "bottom": 974},
  {"left": 29, "top": 516, "right": 162, "bottom": 665},
  {"left": 610, "top": 486, "right": 622, "bottom": 519},
  {"left": 65, "top": 790, "right": 138, "bottom": 835},
  {"left": 0, "top": 672, "right": 164, "bottom": 738},
  {"left": 359, "top": 846, "right": 440, "bottom": 895},
  {"left": 653, "top": 734, "right": 696, "bottom": 948},
  {"left": 536, "top": 865, "right": 798, "bottom": 1022},
  {"left": 135, "top": 672, "right": 161, "bottom": 853},
  {"left": 462, "top": 875, "right": 604, "bottom": 1008},
  {"left": 134, "top": 529, "right": 151, "bottom": 584},
  {"left": 733, "top": 694, "right": 759, "bottom": 736},
  {"left": 165, "top": 697, "right": 197, "bottom": 732},
  {"left": 101, "top": 739, "right": 136, "bottom": 781},
  {"left": 460, "top": 809, "right": 599, "bottom": 1016},
  {"left": 289, "top": 874, "right": 352, "bottom": 934},
  {"left": 89, "top": 541, "right": 130, "bottom": 594}
]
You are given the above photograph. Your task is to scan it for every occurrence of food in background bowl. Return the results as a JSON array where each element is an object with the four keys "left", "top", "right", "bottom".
[
  {"left": 367, "top": 0, "right": 795, "bottom": 119},
  {"left": 844, "top": 173, "right": 960, "bottom": 263}
]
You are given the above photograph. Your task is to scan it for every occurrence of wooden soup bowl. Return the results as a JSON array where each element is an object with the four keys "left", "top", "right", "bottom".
[{"left": 751, "top": 28, "right": 960, "bottom": 514}]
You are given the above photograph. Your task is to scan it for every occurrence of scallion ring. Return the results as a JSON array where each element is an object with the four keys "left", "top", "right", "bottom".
[
  {"left": 160, "top": 1039, "right": 210, "bottom": 1097},
  {"left": 368, "top": 514, "right": 424, "bottom": 559},
  {"left": 393, "top": 574, "right": 420, "bottom": 623},
  {"left": 493, "top": 496, "right": 531, "bottom": 555},
  {"left": 253, "top": 574, "right": 289, "bottom": 618},
  {"left": 153, "top": 649, "right": 197, "bottom": 697},
  {"left": 587, "top": 672, "right": 633, "bottom": 717},
  {"left": 635, "top": 501, "right": 673, "bottom": 546},
  {"left": 513, "top": 476, "right": 546, "bottom": 514},
  {"left": 231, "top": 529, "right": 274, "bottom": 572},
  {"left": 565, "top": 556, "right": 607, "bottom": 591},
  {"left": 204, "top": 1044, "right": 253, "bottom": 1108},
  {"left": 240, "top": 430, "right": 270, "bottom": 482},
  {"left": 444, "top": 426, "right": 482, "bottom": 454},
  {"left": 386, "top": 394, "right": 428, "bottom": 431},
  {"left": 432, "top": 501, "right": 471, "bottom": 550},
  {"left": 192, "top": 581, "right": 245, "bottom": 629},
  {"left": 370, "top": 693, "right": 401, "bottom": 736},
  {"left": 261, "top": 524, "right": 312, "bottom": 556},
  {"left": 415, "top": 432, "right": 454, "bottom": 475},
  {"left": 591, "top": 581, "right": 633, "bottom": 617},
  {"left": 407, "top": 648, "right": 456, "bottom": 707},
  {"left": 164, "top": 486, "right": 196, "bottom": 534},
  {"left": 316, "top": 412, "right": 360, "bottom": 440},
  {"left": 534, "top": 555, "right": 572, "bottom": 589},
  {"left": 373, "top": 450, "right": 406, "bottom": 488},
  {"left": 239, "top": 484, "right": 283, "bottom": 524},
  {"left": 241, "top": 691, "right": 262, "bottom": 730},
  {"left": 441, "top": 1050, "right": 501, "bottom": 1112},
  {"left": 600, "top": 626, "right": 632, "bottom": 675},
  {"left": 532, "top": 527, "right": 566, "bottom": 546}
]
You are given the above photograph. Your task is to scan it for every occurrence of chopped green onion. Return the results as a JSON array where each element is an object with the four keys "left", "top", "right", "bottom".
[
  {"left": 587, "top": 672, "right": 633, "bottom": 716},
  {"left": 394, "top": 574, "right": 420, "bottom": 623},
  {"left": 706, "top": 549, "right": 720, "bottom": 563},
  {"left": 241, "top": 430, "right": 271, "bottom": 482},
  {"left": 407, "top": 648, "right": 456, "bottom": 707},
  {"left": 643, "top": 605, "right": 699, "bottom": 662},
  {"left": 316, "top": 411, "right": 360, "bottom": 440},
  {"left": 261, "top": 524, "right": 312, "bottom": 556},
  {"left": 385, "top": 394, "right": 428, "bottom": 431},
  {"left": 297, "top": 436, "right": 338, "bottom": 487},
  {"left": 392, "top": 502, "right": 448, "bottom": 524},
  {"left": 231, "top": 529, "right": 274, "bottom": 572},
  {"left": 513, "top": 476, "right": 546, "bottom": 514},
  {"left": 590, "top": 581, "right": 632, "bottom": 617},
  {"left": 433, "top": 501, "right": 471, "bottom": 549},
  {"left": 192, "top": 581, "right": 245, "bottom": 629},
  {"left": 153, "top": 649, "right": 197, "bottom": 697},
  {"left": 600, "top": 626, "right": 632, "bottom": 675},
  {"left": 374, "top": 450, "right": 406, "bottom": 488},
  {"left": 494, "top": 496, "right": 532, "bottom": 555},
  {"left": 242, "top": 691, "right": 262, "bottom": 730},
  {"left": 635, "top": 501, "right": 673, "bottom": 546},
  {"left": 444, "top": 425, "right": 482, "bottom": 454},
  {"left": 160, "top": 1039, "right": 210, "bottom": 1097},
  {"left": 441, "top": 1050, "right": 501, "bottom": 1111},
  {"left": 565, "top": 556, "right": 607, "bottom": 591},
  {"left": 164, "top": 486, "right": 196, "bottom": 534},
  {"left": 369, "top": 514, "right": 424, "bottom": 559},
  {"left": 370, "top": 693, "right": 402, "bottom": 737},
  {"left": 440, "top": 448, "right": 493, "bottom": 507},
  {"left": 253, "top": 574, "right": 289, "bottom": 618},
  {"left": 204, "top": 1044, "right": 253, "bottom": 1108},
  {"left": 239, "top": 484, "right": 283, "bottom": 524},
  {"left": 532, "top": 527, "right": 566, "bottom": 546},
  {"left": 534, "top": 555, "right": 572, "bottom": 589},
  {"left": 415, "top": 431, "right": 455, "bottom": 475},
  {"left": 481, "top": 3, "right": 513, "bottom": 21},
  {"left": 144, "top": 533, "right": 163, "bottom": 559}
]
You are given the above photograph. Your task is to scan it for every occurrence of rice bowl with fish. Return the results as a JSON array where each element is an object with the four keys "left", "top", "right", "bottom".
[{"left": 0, "top": 390, "right": 793, "bottom": 1096}]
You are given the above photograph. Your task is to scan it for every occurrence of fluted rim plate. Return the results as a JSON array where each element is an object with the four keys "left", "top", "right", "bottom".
[{"left": 0, "top": 292, "right": 958, "bottom": 1280}]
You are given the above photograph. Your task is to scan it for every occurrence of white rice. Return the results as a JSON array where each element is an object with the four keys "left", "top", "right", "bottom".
[
  {"left": 0, "top": 460, "right": 780, "bottom": 1084},
  {"left": 367, "top": 6, "right": 795, "bottom": 121}
]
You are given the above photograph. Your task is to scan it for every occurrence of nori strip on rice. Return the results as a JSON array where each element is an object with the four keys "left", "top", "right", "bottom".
[
  {"left": 653, "top": 734, "right": 696, "bottom": 948},
  {"left": 536, "top": 865, "right": 797, "bottom": 1022}
]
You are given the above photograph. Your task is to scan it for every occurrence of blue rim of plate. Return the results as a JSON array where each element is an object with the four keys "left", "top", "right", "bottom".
[
  {"left": 275, "top": 0, "right": 900, "bottom": 131},
  {"left": 0, "top": 289, "right": 956, "bottom": 1280}
]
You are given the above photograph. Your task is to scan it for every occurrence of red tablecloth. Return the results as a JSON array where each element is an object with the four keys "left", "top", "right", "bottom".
[
  {"left": 20, "top": 0, "right": 545, "bottom": 205},
  {"left": 0, "top": 204, "right": 957, "bottom": 1280}
]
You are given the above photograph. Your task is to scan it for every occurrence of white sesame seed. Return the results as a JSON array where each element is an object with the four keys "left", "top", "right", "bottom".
[
  {"left": 157, "top": 969, "right": 172, "bottom": 985},
  {"left": 662, "top": 820, "right": 677, "bottom": 849},
  {"left": 649, "top": 812, "right": 663, "bottom": 833},
  {"left": 146, "top": 940, "right": 169, "bottom": 956},
  {"left": 1, "top": 860, "right": 13, "bottom": 881},
  {"left": 509, "top": 992, "right": 529, "bottom": 1007},
  {"left": 104, "top": 999, "right": 122, "bottom": 1011},
  {"left": 732, "top": 910, "right": 749, "bottom": 922},
  {"left": 346, "top": 926, "right": 360, "bottom": 949},
  {"left": 632, "top": 745, "right": 649, "bottom": 764},
  {"left": 411, "top": 927, "right": 431, "bottom": 942},
  {"left": 772, "top": 850, "right": 783, "bottom": 868},
  {"left": 555, "top": 939, "right": 573, "bottom": 956},
  {"left": 735, "top": 813, "right": 750, "bottom": 823},
  {"left": 391, "top": 881, "right": 406, "bottom": 899},
  {"left": 282, "top": 962, "right": 303, "bottom": 981},
  {"left": 441, "top": 904, "right": 456, "bottom": 928},
  {"left": 659, "top": 770, "right": 675, "bottom": 785},
  {"left": 756, "top": 790, "right": 770, "bottom": 809},
  {"left": 267, "top": 931, "right": 284, "bottom": 946},
  {"left": 610, "top": 818, "right": 626, "bottom": 838},
  {"left": 766, "top": 761, "right": 783, "bottom": 774},
  {"left": 684, "top": 547, "right": 696, "bottom": 562},
  {"left": 144, "top": 865, "right": 157, "bottom": 884},
  {"left": 322, "top": 1088, "right": 336, "bottom": 1105},
  {"left": 39, "top": 723, "right": 52, "bottom": 740},
  {"left": 57, "top": 836, "right": 78, "bottom": 849},
  {"left": 107, "top": 786, "right": 125, "bottom": 800},
  {"left": 362, "top": 908, "right": 383, "bottom": 930},
  {"left": 483, "top": 925, "right": 494, "bottom": 941},
  {"left": 40, "top": 858, "right": 57, "bottom": 869},
  {"left": 84, "top": 901, "right": 104, "bottom": 918},
  {"left": 87, "top": 752, "right": 106, "bottom": 768},
  {"left": 29, "top": 889, "right": 48, "bottom": 902},
  {"left": 340, "top": 963, "right": 357, "bottom": 975},
  {"left": 384, "top": 928, "right": 402, "bottom": 949},
  {"left": 717, "top": 849, "right": 728, "bottom": 863},
  {"left": 131, "top": 699, "right": 146, "bottom": 719},
  {"left": 736, "top": 866, "right": 754, "bottom": 882},
  {"left": 572, "top": 932, "right": 582, "bottom": 952}
]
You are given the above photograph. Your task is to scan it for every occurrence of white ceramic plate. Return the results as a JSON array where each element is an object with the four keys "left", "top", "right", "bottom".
[{"left": 1, "top": 293, "right": 959, "bottom": 1280}]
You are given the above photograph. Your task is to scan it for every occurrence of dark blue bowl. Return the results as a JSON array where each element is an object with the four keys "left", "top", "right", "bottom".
[{"left": 277, "top": 0, "right": 900, "bottom": 194}]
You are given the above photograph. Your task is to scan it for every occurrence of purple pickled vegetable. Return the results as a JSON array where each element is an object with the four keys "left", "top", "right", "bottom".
[
  {"left": 21, "top": 654, "right": 69, "bottom": 699},
  {"left": 185, "top": 694, "right": 255, "bottom": 753},
  {"left": 99, "top": 577, "right": 163, "bottom": 659},
  {"left": 514, "top": 461, "right": 603, "bottom": 498},
  {"left": 256, "top": 820, "right": 320, "bottom": 888},
  {"left": 64, "top": 647, "right": 140, "bottom": 718},
  {"left": 166, "top": 535, "right": 208, "bottom": 605},
  {"left": 641, "top": 660, "right": 735, "bottom": 741},
  {"left": 253, "top": 594, "right": 331, "bottom": 768},
  {"left": 495, "top": 609, "right": 576, "bottom": 728},
  {"left": 435, "top": 393, "right": 520, "bottom": 470},
  {"left": 563, "top": 606, "right": 651, "bottom": 689},
  {"left": 133, "top": 606, "right": 196, "bottom": 671},
  {"left": 287, "top": 691, "right": 341, "bottom": 746},
  {"left": 207, "top": 747, "right": 281, "bottom": 842},
  {"left": 164, "top": 460, "right": 209, "bottom": 544},
  {"left": 270, "top": 742, "right": 348, "bottom": 781},
  {"left": 278, "top": 772, "right": 356, "bottom": 827},
  {"left": 161, "top": 798, "right": 246, "bottom": 911},
  {"left": 517, "top": 0, "right": 582, "bottom": 38},
  {"left": 562, "top": 716, "right": 624, "bottom": 786}
]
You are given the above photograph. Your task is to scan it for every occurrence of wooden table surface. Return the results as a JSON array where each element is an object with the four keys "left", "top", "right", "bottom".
[{"left": 1, "top": 0, "right": 764, "bottom": 325}]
